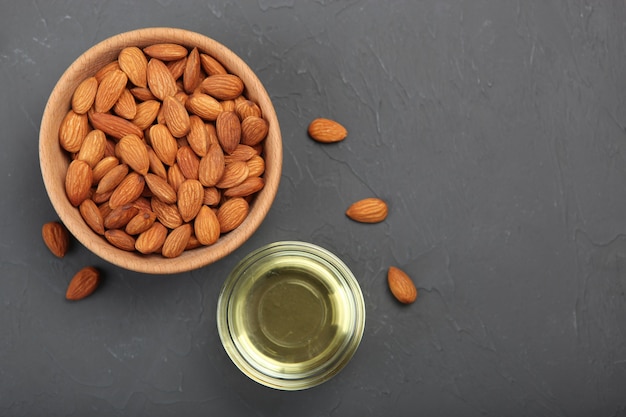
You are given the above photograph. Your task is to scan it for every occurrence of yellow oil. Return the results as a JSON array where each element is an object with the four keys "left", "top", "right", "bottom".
[{"left": 228, "top": 256, "right": 353, "bottom": 375}]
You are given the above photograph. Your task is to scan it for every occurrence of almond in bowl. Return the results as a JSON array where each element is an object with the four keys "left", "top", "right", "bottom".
[{"left": 39, "top": 28, "right": 282, "bottom": 274}]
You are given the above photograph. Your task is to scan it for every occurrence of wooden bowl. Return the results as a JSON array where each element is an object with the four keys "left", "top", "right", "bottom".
[{"left": 39, "top": 28, "right": 282, "bottom": 274}]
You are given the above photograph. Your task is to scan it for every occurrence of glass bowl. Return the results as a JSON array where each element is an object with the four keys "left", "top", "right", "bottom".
[{"left": 217, "top": 241, "right": 366, "bottom": 390}]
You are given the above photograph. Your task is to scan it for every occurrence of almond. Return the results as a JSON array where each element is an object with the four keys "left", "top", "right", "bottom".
[
  {"left": 246, "top": 154, "right": 265, "bottom": 177},
  {"left": 79, "top": 199, "right": 105, "bottom": 235},
  {"left": 116, "top": 134, "right": 149, "bottom": 175},
  {"left": 94, "top": 69, "right": 128, "bottom": 113},
  {"left": 131, "top": 196, "right": 152, "bottom": 213},
  {"left": 241, "top": 116, "right": 269, "bottom": 146},
  {"left": 135, "top": 222, "right": 168, "bottom": 254},
  {"left": 161, "top": 223, "right": 192, "bottom": 258},
  {"left": 89, "top": 111, "right": 144, "bottom": 140},
  {"left": 215, "top": 160, "right": 249, "bottom": 189},
  {"left": 96, "top": 163, "right": 128, "bottom": 194},
  {"left": 345, "top": 197, "right": 388, "bottom": 223},
  {"left": 118, "top": 46, "right": 148, "bottom": 88},
  {"left": 185, "top": 93, "right": 222, "bottom": 120},
  {"left": 92, "top": 190, "right": 114, "bottom": 205},
  {"left": 151, "top": 197, "right": 183, "bottom": 229},
  {"left": 217, "top": 197, "right": 249, "bottom": 233},
  {"left": 198, "top": 143, "right": 225, "bottom": 187},
  {"left": 71, "top": 76, "right": 98, "bottom": 114},
  {"left": 186, "top": 115, "right": 209, "bottom": 157},
  {"left": 149, "top": 123, "right": 178, "bottom": 166},
  {"left": 125, "top": 210, "right": 157, "bottom": 235},
  {"left": 308, "top": 118, "right": 348, "bottom": 143},
  {"left": 143, "top": 43, "right": 189, "bottom": 61},
  {"left": 163, "top": 95, "right": 191, "bottom": 138},
  {"left": 76, "top": 129, "right": 107, "bottom": 168},
  {"left": 387, "top": 266, "right": 417, "bottom": 304},
  {"left": 166, "top": 57, "right": 187, "bottom": 80},
  {"left": 94, "top": 60, "right": 120, "bottom": 83},
  {"left": 199, "top": 53, "right": 227, "bottom": 75},
  {"left": 130, "top": 86, "right": 156, "bottom": 101},
  {"left": 147, "top": 58, "right": 178, "bottom": 100},
  {"left": 199, "top": 74, "right": 244, "bottom": 100},
  {"left": 176, "top": 145, "right": 200, "bottom": 179},
  {"left": 144, "top": 173, "right": 177, "bottom": 204},
  {"left": 104, "top": 229, "right": 137, "bottom": 251},
  {"left": 194, "top": 205, "right": 220, "bottom": 245},
  {"left": 203, "top": 187, "right": 221, "bottom": 206},
  {"left": 130, "top": 100, "right": 160, "bottom": 130},
  {"left": 235, "top": 99, "right": 262, "bottom": 120},
  {"left": 223, "top": 176, "right": 264, "bottom": 198},
  {"left": 216, "top": 111, "right": 241, "bottom": 154},
  {"left": 92, "top": 156, "right": 120, "bottom": 185},
  {"left": 223, "top": 144, "right": 256, "bottom": 164},
  {"left": 65, "top": 159, "right": 93, "bottom": 207},
  {"left": 66, "top": 266, "right": 100, "bottom": 301},
  {"left": 113, "top": 88, "right": 137, "bottom": 120},
  {"left": 108, "top": 172, "right": 145, "bottom": 209},
  {"left": 221, "top": 99, "right": 236, "bottom": 112},
  {"left": 186, "top": 234, "right": 203, "bottom": 250},
  {"left": 147, "top": 146, "right": 167, "bottom": 179},
  {"left": 205, "top": 122, "right": 219, "bottom": 145},
  {"left": 104, "top": 204, "right": 139, "bottom": 229},
  {"left": 59, "top": 110, "right": 90, "bottom": 153},
  {"left": 167, "top": 163, "right": 186, "bottom": 193},
  {"left": 183, "top": 47, "right": 201, "bottom": 93},
  {"left": 42, "top": 221, "right": 70, "bottom": 258},
  {"left": 177, "top": 179, "right": 204, "bottom": 222},
  {"left": 104, "top": 139, "right": 116, "bottom": 158}
]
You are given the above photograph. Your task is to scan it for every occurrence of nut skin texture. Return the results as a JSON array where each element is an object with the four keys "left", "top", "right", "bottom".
[
  {"left": 217, "top": 197, "right": 249, "bottom": 233},
  {"left": 387, "top": 266, "right": 417, "bottom": 304},
  {"left": 308, "top": 118, "right": 348, "bottom": 143},
  {"left": 42, "top": 221, "right": 70, "bottom": 258},
  {"left": 66, "top": 266, "right": 101, "bottom": 301},
  {"left": 345, "top": 198, "right": 388, "bottom": 223},
  {"left": 65, "top": 159, "right": 93, "bottom": 207},
  {"left": 56, "top": 42, "right": 272, "bottom": 259}
]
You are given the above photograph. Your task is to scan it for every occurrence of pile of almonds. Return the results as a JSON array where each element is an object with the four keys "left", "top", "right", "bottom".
[
  {"left": 59, "top": 43, "right": 270, "bottom": 258},
  {"left": 308, "top": 118, "right": 418, "bottom": 305}
]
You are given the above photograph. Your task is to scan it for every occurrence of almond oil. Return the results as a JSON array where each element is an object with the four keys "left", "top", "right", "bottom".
[{"left": 217, "top": 241, "right": 365, "bottom": 390}]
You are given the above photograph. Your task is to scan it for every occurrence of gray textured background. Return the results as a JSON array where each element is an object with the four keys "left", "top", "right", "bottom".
[{"left": 2, "top": 0, "right": 626, "bottom": 416}]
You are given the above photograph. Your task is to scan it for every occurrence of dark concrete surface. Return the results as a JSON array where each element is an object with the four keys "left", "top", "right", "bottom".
[{"left": 1, "top": 1, "right": 626, "bottom": 416}]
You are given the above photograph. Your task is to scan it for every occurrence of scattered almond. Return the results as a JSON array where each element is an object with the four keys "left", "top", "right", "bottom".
[
  {"left": 387, "top": 266, "right": 417, "bottom": 304},
  {"left": 66, "top": 266, "right": 100, "bottom": 301},
  {"left": 42, "top": 221, "right": 70, "bottom": 258},
  {"left": 308, "top": 118, "right": 348, "bottom": 143},
  {"left": 346, "top": 198, "right": 388, "bottom": 223}
]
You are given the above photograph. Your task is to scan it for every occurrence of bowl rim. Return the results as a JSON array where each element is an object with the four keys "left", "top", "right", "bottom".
[{"left": 39, "top": 27, "right": 282, "bottom": 274}]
